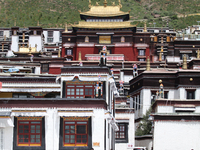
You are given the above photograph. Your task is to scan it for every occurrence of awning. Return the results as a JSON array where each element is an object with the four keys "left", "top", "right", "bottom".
[
  {"left": 11, "top": 111, "right": 48, "bottom": 117},
  {"left": 179, "top": 50, "right": 192, "bottom": 53},
  {"left": 58, "top": 112, "right": 94, "bottom": 117},
  {"left": 0, "top": 118, "right": 14, "bottom": 127}
]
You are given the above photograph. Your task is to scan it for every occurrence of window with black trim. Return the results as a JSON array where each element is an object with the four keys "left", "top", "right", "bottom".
[
  {"left": 13, "top": 93, "right": 34, "bottom": 98},
  {"left": 17, "top": 117, "right": 42, "bottom": 147},
  {"left": 187, "top": 90, "right": 195, "bottom": 99},
  {"left": 115, "top": 123, "right": 128, "bottom": 143},
  {"left": 47, "top": 31, "right": 53, "bottom": 37},
  {"left": 138, "top": 50, "right": 145, "bottom": 56},
  {"left": 0, "top": 31, "right": 3, "bottom": 36},
  {"left": 66, "top": 85, "right": 95, "bottom": 98},
  {"left": 41, "top": 64, "right": 49, "bottom": 73},
  {"left": 65, "top": 49, "right": 73, "bottom": 55},
  {"left": 63, "top": 120, "right": 88, "bottom": 146}
]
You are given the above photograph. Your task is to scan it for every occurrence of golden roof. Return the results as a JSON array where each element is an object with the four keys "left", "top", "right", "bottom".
[
  {"left": 14, "top": 47, "right": 39, "bottom": 54},
  {"left": 72, "top": 21, "right": 136, "bottom": 29},
  {"left": 80, "top": 5, "right": 129, "bottom": 17}
]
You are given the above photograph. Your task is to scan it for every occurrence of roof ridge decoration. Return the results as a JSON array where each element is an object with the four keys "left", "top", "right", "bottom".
[{"left": 104, "top": 0, "right": 107, "bottom": 7}]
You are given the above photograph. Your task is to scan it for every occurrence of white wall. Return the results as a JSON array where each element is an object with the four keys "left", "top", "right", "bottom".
[
  {"left": 29, "top": 36, "right": 42, "bottom": 51},
  {"left": 4, "top": 30, "right": 10, "bottom": 38},
  {"left": 92, "top": 109, "right": 105, "bottom": 150},
  {"left": 154, "top": 121, "right": 200, "bottom": 150},
  {"left": 11, "top": 36, "right": 19, "bottom": 52},
  {"left": 115, "top": 113, "right": 135, "bottom": 150}
]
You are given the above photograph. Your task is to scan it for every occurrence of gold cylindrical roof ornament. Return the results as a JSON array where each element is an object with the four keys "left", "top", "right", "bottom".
[
  {"left": 119, "top": 0, "right": 122, "bottom": 8},
  {"left": 146, "top": 57, "right": 150, "bottom": 71},
  {"left": 65, "top": 24, "right": 68, "bottom": 32},
  {"left": 197, "top": 49, "right": 200, "bottom": 59},
  {"left": 143, "top": 21, "right": 147, "bottom": 32},
  {"left": 104, "top": 0, "right": 107, "bottom": 7},
  {"left": 78, "top": 51, "right": 82, "bottom": 61},
  {"left": 89, "top": 0, "right": 91, "bottom": 8},
  {"left": 58, "top": 49, "right": 61, "bottom": 58},
  {"left": 182, "top": 54, "right": 187, "bottom": 69},
  {"left": 2, "top": 44, "right": 4, "bottom": 52},
  {"left": 159, "top": 51, "right": 162, "bottom": 62}
]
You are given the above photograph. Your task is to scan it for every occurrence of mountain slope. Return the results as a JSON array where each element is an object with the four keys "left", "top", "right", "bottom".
[{"left": 1, "top": 0, "right": 200, "bottom": 29}]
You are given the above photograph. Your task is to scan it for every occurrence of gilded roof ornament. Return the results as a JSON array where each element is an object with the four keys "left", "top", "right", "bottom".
[
  {"left": 96, "top": 2, "right": 99, "bottom": 6},
  {"left": 119, "top": 0, "right": 122, "bottom": 8},
  {"left": 89, "top": 0, "right": 91, "bottom": 8},
  {"left": 112, "top": 2, "right": 115, "bottom": 6},
  {"left": 104, "top": 0, "right": 107, "bottom": 7}
]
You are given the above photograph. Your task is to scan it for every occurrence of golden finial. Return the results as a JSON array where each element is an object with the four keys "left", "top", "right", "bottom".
[
  {"left": 182, "top": 54, "right": 187, "bottom": 69},
  {"left": 104, "top": 0, "right": 107, "bottom": 7},
  {"left": 78, "top": 51, "right": 82, "bottom": 61},
  {"left": 78, "top": 10, "right": 81, "bottom": 13},
  {"left": 159, "top": 51, "right": 162, "bottom": 62},
  {"left": 89, "top": 0, "right": 91, "bottom": 8},
  {"left": 4, "top": 35, "right": 6, "bottom": 41},
  {"left": 146, "top": 56, "right": 150, "bottom": 71},
  {"left": 65, "top": 24, "right": 68, "bottom": 32},
  {"left": 118, "top": 0, "right": 122, "bottom": 8},
  {"left": 96, "top": 2, "right": 99, "bottom": 6},
  {"left": 143, "top": 21, "right": 147, "bottom": 32},
  {"left": 2, "top": 44, "right": 4, "bottom": 52},
  {"left": 37, "top": 20, "right": 39, "bottom": 26},
  {"left": 197, "top": 49, "right": 200, "bottom": 58},
  {"left": 58, "top": 49, "right": 61, "bottom": 58},
  {"left": 112, "top": 2, "right": 115, "bottom": 6},
  {"left": 23, "top": 33, "right": 25, "bottom": 42},
  {"left": 183, "top": 33, "right": 185, "bottom": 40}
]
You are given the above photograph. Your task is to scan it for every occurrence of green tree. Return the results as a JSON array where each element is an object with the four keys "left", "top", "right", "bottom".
[{"left": 135, "top": 107, "right": 152, "bottom": 136}]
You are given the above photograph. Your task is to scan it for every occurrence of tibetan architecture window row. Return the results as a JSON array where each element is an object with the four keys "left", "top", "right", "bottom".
[
  {"left": 66, "top": 85, "right": 95, "bottom": 98},
  {"left": 65, "top": 80, "right": 105, "bottom": 99},
  {"left": 14, "top": 117, "right": 92, "bottom": 149}
]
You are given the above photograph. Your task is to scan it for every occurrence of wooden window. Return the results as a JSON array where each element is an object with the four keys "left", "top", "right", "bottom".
[
  {"left": 138, "top": 50, "right": 145, "bottom": 56},
  {"left": 17, "top": 118, "right": 42, "bottom": 146},
  {"left": 65, "top": 49, "right": 73, "bottom": 55},
  {"left": 0, "top": 31, "right": 3, "bottom": 36},
  {"left": 187, "top": 90, "right": 195, "bottom": 99},
  {"left": 66, "top": 85, "right": 95, "bottom": 98},
  {"left": 47, "top": 31, "right": 53, "bottom": 37},
  {"left": 47, "top": 37, "right": 53, "bottom": 43},
  {"left": 63, "top": 120, "right": 88, "bottom": 146},
  {"left": 41, "top": 64, "right": 49, "bottom": 72},
  {"left": 115, "top": 123, "right": 128, "bottom": 143}
]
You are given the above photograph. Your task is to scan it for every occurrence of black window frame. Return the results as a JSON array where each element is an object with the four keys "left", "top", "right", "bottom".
[
  {"left": 41, "top": 64, "right": 49, "bottom": 73},
  {"left": 13, "top": 117, "right": 45, "bottom": 150},
  {"left": 115, "top": 123, "right": 128, "bottom": 143},
  {"left": 187, "top": 90, "right": 195, "bottom": 99},
  {"left": 59, "top": 117, "right": 92, "bottom": 150}
]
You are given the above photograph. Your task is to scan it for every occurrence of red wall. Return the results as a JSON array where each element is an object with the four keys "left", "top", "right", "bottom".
[
  {"left": 114, "top": 47, "right": 136, "bottom": 61},
  {"left": 49, "top": 67, "right": 61, "bottom": 74},
  {"left": 76, "top": 47, "right": 98, "bottom": 60}
]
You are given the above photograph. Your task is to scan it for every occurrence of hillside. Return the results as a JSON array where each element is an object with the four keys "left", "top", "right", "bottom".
[{"left": 1, "top": 0, "right": 200, "bottom": 29}]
